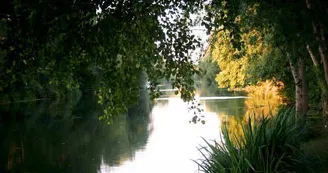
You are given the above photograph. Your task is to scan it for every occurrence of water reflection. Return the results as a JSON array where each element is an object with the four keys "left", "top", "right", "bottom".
[
  {"left": 0, "top": 95, "right": 151, "bottom": 173},
  {"left": 100, "top": 98, "right": 222, "bottom": 173},
  {"left": 0, "top": 94, "right": 224, "bottom": 173},
  {"left": 0, "top": 84, "right": 281, "bottom": 173},
  {"left": 214, "top": 81, "right": 283, "bottom": 142},
  {"left": 244, "top": 80, "right": 284, "bottom": 118}
]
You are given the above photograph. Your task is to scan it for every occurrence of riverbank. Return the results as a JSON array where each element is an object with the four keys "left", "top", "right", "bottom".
[
  {"left": 0, "top": 98, "right": 51, "bottom": 105},
  {"left": 0, "top": 88, "right": 82, "bottom": 105},
  {"left": 197, "top": 108, "right": 328, "bottom": 173}
]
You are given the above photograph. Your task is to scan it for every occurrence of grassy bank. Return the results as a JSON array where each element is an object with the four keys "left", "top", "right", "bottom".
[{"left": 196, "top": 109, "right": 326, "bottom": 173}]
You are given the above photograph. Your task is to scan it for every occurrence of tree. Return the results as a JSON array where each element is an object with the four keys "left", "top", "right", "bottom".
[
  {"left": 0, "top": 0, "right": 204, "bottom": 121},
  {"left": 203, "top": 0, "right": 328, "bottom": 120},
  {"left": 209, "top": 26, "right": 269, "bottom": 89},
  {"left": 195, "top": 55, "right": 220, "bottom": 87}
]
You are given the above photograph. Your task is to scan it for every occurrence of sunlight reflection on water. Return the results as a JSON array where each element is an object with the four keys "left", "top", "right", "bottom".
[{"left": 98, "top": 97, "right": 222, "bottom": 173}]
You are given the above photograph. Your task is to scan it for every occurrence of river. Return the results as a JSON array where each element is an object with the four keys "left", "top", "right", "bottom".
[{"left": 0, "top": 88, "right": 249, "bottom": 173}]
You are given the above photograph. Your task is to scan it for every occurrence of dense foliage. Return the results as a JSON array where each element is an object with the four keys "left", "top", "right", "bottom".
[
  {"left": 2, "top": 0, "right": 327, "bottom": 121},
  {"left": 0, "top": 0, "right": 205, "bottom": 121},
  {"left": 197, "top": 109, "right": 310, "bottom": 173},
  {"left": 196, "top": 2, "right": 328, "bottom": 170},
  {"left": 203, "top": 0, "right": 328, "bottom": 118},
  {"left": 195, "top": 55, "right": 220, "bottom": 88}
]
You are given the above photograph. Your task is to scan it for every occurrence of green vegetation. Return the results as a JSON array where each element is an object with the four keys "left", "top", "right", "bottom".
[
  {"left": 197, "top": 109, "right": 311, "bottom": 173},
  {"left": 195, "top": 2, "right": 328, "bottom": 170},
  {"left": 2, "top": 0, "right": 327, "bottom": 123},
  {"left": 195, "top": 56, "right": 220, "bottom": 89},
  {"left": 1, "top": 0, "right": 328, "bottom": 171},
  {"left": 202, "top": 0, "right": 328, "bottom": 120},
  {"left": 0, "top": 0, "right": 204, "bottom": 121},
  {"left": 303, "top": 129, "right": 328, "bottom": 172}
]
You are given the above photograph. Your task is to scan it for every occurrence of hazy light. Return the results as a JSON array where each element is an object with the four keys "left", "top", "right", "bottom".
[
  {"left": 155, "top": 96, "right": 249, "bottom": 101},
  {"left": 98, "top": 98, "right": 222, "bottom": 173}
]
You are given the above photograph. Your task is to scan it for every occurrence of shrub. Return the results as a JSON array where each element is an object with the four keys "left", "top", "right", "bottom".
[{"left": 197, "top": 108, "right": 311, "bottom": 173}]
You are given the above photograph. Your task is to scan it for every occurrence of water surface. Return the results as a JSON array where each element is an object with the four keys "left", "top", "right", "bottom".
[{"left": 0, "top": 89, "right": 248, "bottom": 173}]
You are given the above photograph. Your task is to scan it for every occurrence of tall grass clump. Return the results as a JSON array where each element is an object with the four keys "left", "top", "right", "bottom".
[{"left": 197, "top": 108, "right": 310, "bottom": 173}]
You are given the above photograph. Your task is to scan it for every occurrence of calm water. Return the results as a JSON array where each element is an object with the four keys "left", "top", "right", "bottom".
[{"left": 0, "top": 89, "right": 248, "bottom": 173}]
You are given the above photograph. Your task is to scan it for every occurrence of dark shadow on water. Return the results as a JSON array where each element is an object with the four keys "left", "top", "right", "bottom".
[{"left": 0, "top": 91, "right": 152, "bottom": 173}]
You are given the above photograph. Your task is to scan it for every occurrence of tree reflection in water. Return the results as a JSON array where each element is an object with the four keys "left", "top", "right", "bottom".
[
  {"left": 0, "top": 92, "right": 151, "bottom": 173},
  {"left": 203, "top": 81, "right": 284, "bottom": 142},
  {"left": 0, "top": 81, "right": 283, "bottom": 172}
]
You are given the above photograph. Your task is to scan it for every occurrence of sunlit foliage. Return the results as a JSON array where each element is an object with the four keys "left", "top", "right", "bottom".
[{"left": 210, "top": 14, "right": 273, "bottom": 89}]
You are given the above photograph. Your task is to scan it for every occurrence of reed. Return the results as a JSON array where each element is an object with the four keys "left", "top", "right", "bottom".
[{"left": 197, "top": 108, "right": 311, "bottom": 173}]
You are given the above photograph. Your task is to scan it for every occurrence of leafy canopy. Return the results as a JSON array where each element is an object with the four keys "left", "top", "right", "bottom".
[{"left": 0, "top": 0, "right": 205, "bottom": 121}]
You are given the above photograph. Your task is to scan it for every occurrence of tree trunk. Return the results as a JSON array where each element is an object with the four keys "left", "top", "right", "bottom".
[
  {"left": 307, "top": 44, "right": 327, "bottom": 92},
  {"left": 305, "top": 0, "right": 328, "bottom": 120},
  {"left": 306, "top": 44, "right": 319, "bottom": 66},
  {"left": 305, "top": 0, "right": 328, "bottom": 85},
  {"left": 318, "top": 25, "right": 328, "bottom": 85},
  {"left": 289, "top": 56, "right": 308, "bottom": 118},
  {"left": 318, "top": 26, "right": 328, "bottom": 118}
]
